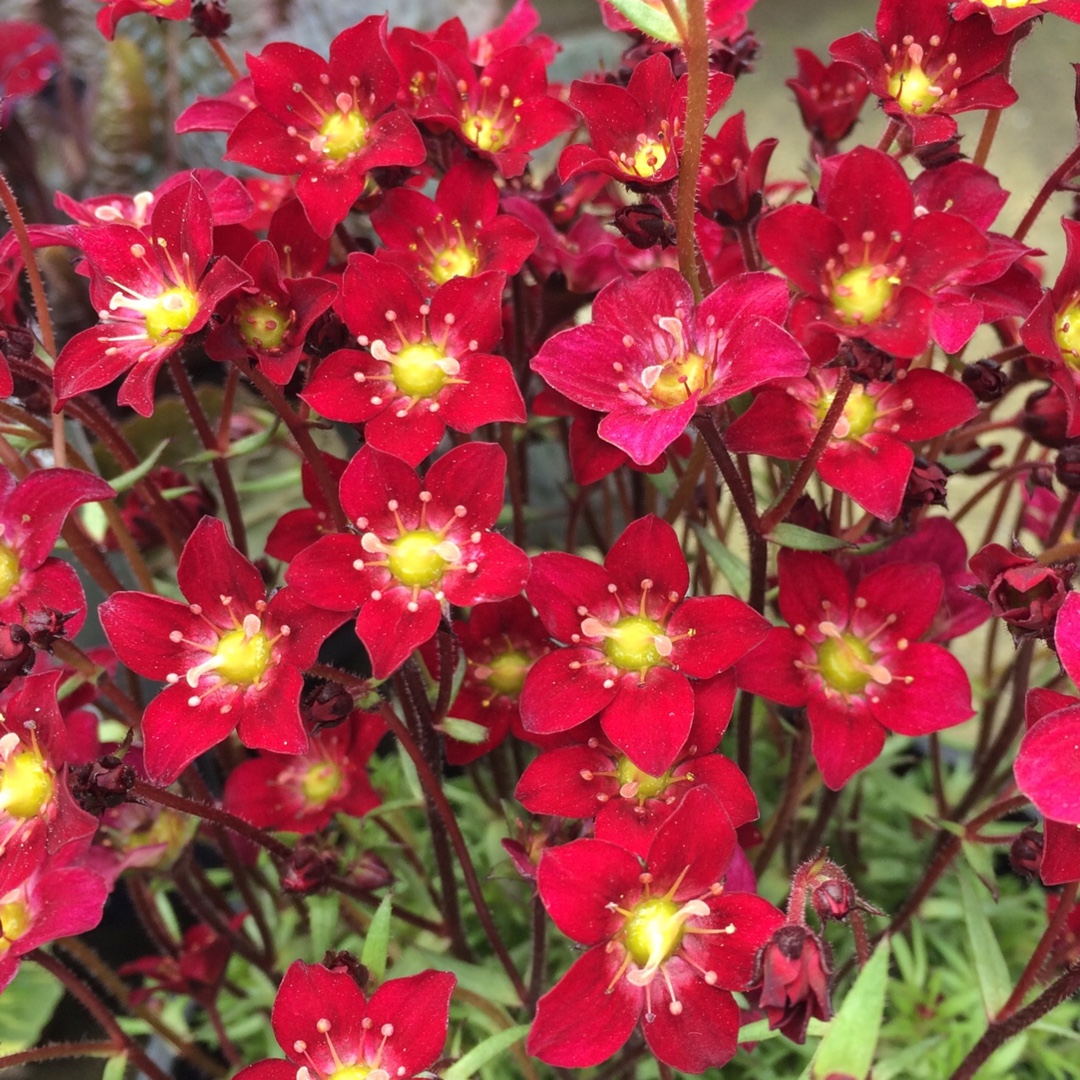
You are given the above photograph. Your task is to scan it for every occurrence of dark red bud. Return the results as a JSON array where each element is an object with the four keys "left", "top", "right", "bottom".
[
  {"left": 612, "top": 203, "right": 675, "bottom": 250},
  {"left": 962, "top": 359, "right": 1008, "bottom": 403},
  {"left": 811, "top": 879, "right": 857, "bottom": 923},
  {"left": 839, "top": 339, "right": 896, "bottom": 385},
  {"left": 320, "top": 950, "right": 370, "bottom": 990},
  {"left": 0, "top": 623, "right": 34, "bottom": 691},
  {"left": 301, "top": 678, "right": 356, "bottom": 733},
  {"left": 1022, "top": 386, "right": 1075, "bottom": 450},
  {"left": 190, "top": 0, "right": 232, "bottom": 39},
  {"left": 1056, "top": 446, "right": 1080, "bottom": 492},
  {"left": 70, "top": 755, "right": 136, "bottom": 816},
  {"left": 280, "top": 839, "right": 338, "bottom": 894},
  {"left": 902, "top": 456, "right": 950, "bottom": 513},
  {"left": 1009, "top": 828, "right": 1044, "bottom": 879},
  {"left": 747, "top": 924, "right": 833, "bottom": 1044}
]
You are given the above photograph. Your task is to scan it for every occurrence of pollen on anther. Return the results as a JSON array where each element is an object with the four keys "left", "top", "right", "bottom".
[
  {"left": 293, "top": 1041, "right": 307, "bottom": 1054},
  {"left": 316, "top": 1018, "right": 331, "bottom": 1034},
  {"left": 187, "top": 695, "right": 200, "bottom": 707},
  {"left": 380, "top": 1023, "right": 394, "bottom": 1037},
  {"left": 169, "top": 630, "right": 183, "bottom": 643}
]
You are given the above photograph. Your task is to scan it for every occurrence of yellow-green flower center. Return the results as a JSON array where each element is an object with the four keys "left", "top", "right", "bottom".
[
  {"left": 392, "top": 343, "right": 453, "bottom": 398},
  {"left": 818, "top": 633, "right": 874, "bottom": 695},
  {"left": 623, "top": 897, "right": 685, "bottom": 968},
  {"left": 0, "top": 899, "right": 30, "bottom": 955},
  {"left": 485, "top": 650, "right": 531, "bottom": 698},
  {"left": 650, "top": 353, "right": 709, "bottom": 408},
  {"left": 0, "top": 750, "right": 54, "bottom": 819},
  {"left": 630, "top": 138, "right": 669, "bottom": 179},
  {"left": 818, "top": 384, "right": 879, "bottom": 441},
  {"left": 214, "top": 628, "right": 272, "bottom": 685},
  {"left": 981, "top": 1, "right": 1044, "bottom": 7},
  {"left": 238, "top": 300, "right": 290, "bottom": 351},
  {"left": 388, "top": 530, "right": 450, "bottom": 588},
  {"left": 887, "top": 62, "right": 937, "bottom": 116},
  {"left": 430, "top": 245, "right": 478, "bottom": 285},
  {"left": 0, "top": 543, "right": 20, "bottom": 601},
  {"left": 604, "top": 616, "right": 665, "bottom": 672},
  {"left": 144, "top": 286, "right": 199, "bottom": 342},
  {"left": 301, "top": 761, "right": 344, "bottom": 807},
  {"left": 465, "top": 113, "right": 507, "bottom": 153},
  {"left": 320, "top": 110, "right": 369, "bottom": 162},
  {"left": 615, "top": 756, "right": 671, "bottom": 800},
  {"left": 831, "top": 265, "right": 895, "bottom": 324},
  {"left": 1055, "top": 303, "right": 1080, "bottom": 367},
  {"left": 329, "top": 1066, "right": 372, "bottom": 1080}
]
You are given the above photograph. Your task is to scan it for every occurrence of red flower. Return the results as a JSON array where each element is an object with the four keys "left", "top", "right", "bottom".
[
  {"left": 371, "top": 161, "right": 537, "bottom": 289},
  {"left": 1015, "top": 593, "right": 1080, "bottom": 830},
  {"left": 286, "top": 443, "right": 530, "bottom": 680},
  {"left": 829, "top": 0, "right": 1017, "bottom": 147},
  {"left": 698, "top": 111, "right": 777, "bottom": 226},
  {"left": 738, "top": 551, "right": 974, "bottom": 789},
  {"left": 0, "top": 467, "right": 115, "bottom": 636},
  {"left": 100, "top": 517, "right": 347, "bottom": 783},
  {"left": 236, "top": 961, "right": 454, "bottom": 1080},
  {"left": 224, "top": 17, "right": 427, "bottom": 238},
  {"left": 969, "top": 542, "right": 1073, "bottom": 640},
  {"left": 265, "top": 453, "right": 348, "bottom": 564},
  {"left": 529, "top": 787, "right": 783, "bottom": 1073},
  {"left": 301, "top": 256, "right": 525, "bottom": 465},
  {"left": 756, "top": 146, "right": 990, "bottom": 361},
  {"left": 54, "top": 178, "right": 249, "bottom": 416},
  {"left": 746, "top": 923, "right": 833, "bottom": 1044},
  {"left": 787, "top": 49, "right": 870, "bottom": 155},
  {"left": 725, "top": 365, "right": 978, "bottom": 521},
  {"left": 954, "top": 0, "right": 1080, "bottom": 34},
  {"left": 531, "top": 268, "right": 808, "bottom": 466},
  {"left": 0, "top": 672, "right": 98, "bottom": 894},
  {"left": 223, "top": 710, "right": 384, "bottom": 834},
  {"left": 96, "top": 0, "right": 191, "bottom": 42},
  {"left": 559, "top": 54, "right": 732, "bottom": 188},
  {"left": 521, "top": 515, "right": 770, "bottom": 776}
]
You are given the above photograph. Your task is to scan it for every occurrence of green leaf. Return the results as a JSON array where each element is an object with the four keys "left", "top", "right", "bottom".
[
  {"left": 102, "top": 1052, "right": 128, "bottom": 1080},
  {"left": 108, "top": 439, "right": 170, "bottom": 493},
  {"left": 0, "top": 961, "right": 64, "bottom": 1050},
  {"left": 307, "top": 892, "right": 340, "bottom": 962},
  {"left": 961, "top": 839, "right": 999, "bottom": 900},
  {"left": 959, "top": 863, "right": 1011, "bottom": 1018},
  {"left": 605, "top": 0, "right": 683, "bottom": 42},
  {"left": 691, "top": 522, "right": 750, "bottom": 596},
  {"left": 442, "top": 1024, "right": 530, "bottom": 1080},
  {"left": 361, "top": 895, "right": 392, "bottom": 981},
  {"left": 812, "top": 938, "right": 890, "bottom": 1080},
  {"left": 440, "top": 718, "right": 489, "bottom": 745},
  {"left": 768, "top": 524, "right": 852, "bottom": 552}
]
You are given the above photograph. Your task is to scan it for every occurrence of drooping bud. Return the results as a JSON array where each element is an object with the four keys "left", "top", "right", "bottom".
[
  {"left": 962, "top": 359, "right": 1008, "bottom": 403},
  {"left": 69, "top": 755, "right": 136, "bottom": 816},
  {"left": 321, "top": 949, "right": 370, "bottom": 991},
  {"left": 902, "top": 457, "right": 950, "bottom": 514},
  {"left": 190, "top": 0, "right": 231, "bottom": 38},
  {"left": 1009, "top": 828, "right": 1044, "bottom": 880},
  {"left": 746, "top": 924, "right": 833, "bottom": 1044},
  {"left": 280, "top": 838, "right": 338, "bottom": 893},
  {"left": 300, "top": 678, "right": 356, "bottom": 733},
  {"left": 968, "top": 542, "right": 1074, "bottom": 641},
  {"left": 1022, "top": 386, "right": 1074, "bottom": 450},
  {"left": 838, "top": 338, "right": 897, "bottom": 385},
  {"left": 1056, "top": 446, "right": 1080, "bottom": 492},
  {"left": 612, "top": 203, "right": 675, "bottom": 250}
]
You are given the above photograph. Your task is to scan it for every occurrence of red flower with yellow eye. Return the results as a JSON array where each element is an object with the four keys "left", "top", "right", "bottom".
[{"left": 100, "top": 518, "right": 347, "bottom": 783}]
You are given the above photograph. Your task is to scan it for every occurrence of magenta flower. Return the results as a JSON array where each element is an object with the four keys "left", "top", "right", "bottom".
[
  {"left": 531, "top": 268, "right": 808, "bottom": 466},
  {"left": 738, "top": 551, "right": 974, "bottom": 789},
  {"left": 236, "top": 961, "right": 454, "bottom": 1080},
  {"left": 520, "top": 515, "right": 770, "bottom": 776},
  {"left": 725, "top": 365, "right": 978, "bottom": 521},
  {"left": 54, "top": 178, "right": 249, "bottom": 416},
  {"left": 225, "top": 16, "right": 427, "bottom": 237},
  {"left": 301, "top": 255, "right": 525, "bottom": 466},
  {"left": 96, "top": 0, "right": 191, "bottom": 41},
  {"left": 286, "top": 443, "right": 530, "bottom": 680},
  {"left": 100, "top": 517, "right": 347, "bottom": 783},
  {"left": 529, "top": 787, "right": 783, "bottom": 1073}
]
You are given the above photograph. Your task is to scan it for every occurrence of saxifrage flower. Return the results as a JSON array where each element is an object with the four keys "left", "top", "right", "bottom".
[
  {"left": 286, "top": 443, "right": 530, "bottom": 679},
  {"left": 520, "top": 515, "right": 771, "bottom": 776},
  {"left": 529, "top": 787, "right": 784, "bottom": 1074},
  {"left": 737, "top": 551, "right": 974, "bottom": 789},
  {"left": 100, "top": 517, "right": 347, "bottom": 783}
]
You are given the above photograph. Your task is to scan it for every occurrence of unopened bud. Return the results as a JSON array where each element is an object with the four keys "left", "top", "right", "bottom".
[{"left": 962, "top": 359, "right": 1007, "bottom": 403}]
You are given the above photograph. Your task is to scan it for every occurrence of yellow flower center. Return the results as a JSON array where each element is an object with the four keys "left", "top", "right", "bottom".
[
  {"left": 319, "top": 110, "right": 369, "bottom": 162},
  {"left": 650, "top": 352, "right": 709, "bottom": 408},
  {"left": 0, "top": 749, "right": 54, "bottom": 819},
  {"left": 1055, "top": 303, "right": 1080, "bottom": 367},
  {"left": 214, "top": 628, "right": 272, "bottom": 685},
  {"left": 623, "top": 896, "right": 685, "bottom": 968},
  {"left": 485, "top": 650, "right": 531, "bottom": 698},
  {"left": 887, "top": 59, "right": 937, "bottom": 115},
  {"left": 465, "top": 113, "right": 507, "bottom": 153},
  {"left": 0, "top": 899, "right": 30, "bottom": 956},
  {"left": 301, "top": 761, "right": 344, "bottom": 807},
  {"left": 615, "top": 756, "right": 671, "bottom": 800},
  {"left": 387, "top": 530, "right": 451, "bottom": 588},
  {"left": 144, "top": 286, "right": 199, "bottom": 342},
  {"left": 604, "top": 616, "right": 666, "bottom": 672},
  {"left": 630, "top": 138, "right": 669, "bottom": 179},
  {"left": 0, "top": 542, "right": 20, "bottom": 601},
  {"left": 818, "top": 384, "right": 879, "bottom": 441},
  {"left": 392, "top": 343, "right": 454, "bottom": 398},
  {"left": 818, "top": 633, "right": 874, "bottom": 695},
  {"left": 981, "top": 0, "right": 1044, "bottom": 7},
  {"left": 329, "top": 1067, "right": 372, "bottom": 1080},
  {"left": 238, "top": 300, "right": 290, "bottom": 351},
  {"left": 430, "top": 245, "right": 479, "bottom": 285},
  {"left": 831, "top": 265, "right": 895, "bottom": 325}
]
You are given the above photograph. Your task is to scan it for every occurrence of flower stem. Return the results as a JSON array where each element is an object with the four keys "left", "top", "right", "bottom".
[
  {"left": 0, "top": 170, "right": 55, "bottom": 359},
  {"left": 528, "top": 891, "right": 548, "bottom": 1014},
  {"left": 0, "top": 1042, "right": 115, "bottom": 1069},
  {"left": 207, "top": 37, "right": 242, "bottom": 81},
  {"left": 675, "top": 0, "right": 709, "bottom": 302},
  {"left": 1014, "top": 142, "right": 1080, "bottom": 243}
]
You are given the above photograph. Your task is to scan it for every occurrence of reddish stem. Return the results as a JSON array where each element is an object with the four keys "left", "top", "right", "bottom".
[{"left": 674, "top": 0, "right": 709, "bottom": 301}]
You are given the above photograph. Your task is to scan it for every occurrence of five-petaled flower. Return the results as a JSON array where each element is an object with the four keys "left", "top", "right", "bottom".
[{"left": 100, "top": 517, "right": 347, "bottom": 783}]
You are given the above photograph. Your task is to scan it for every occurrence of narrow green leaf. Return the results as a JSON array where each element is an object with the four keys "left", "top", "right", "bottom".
[
  {"left": 691, "top": 522, "right": 751, "bottom": 596},
  {"left": 605, "top": 0, "right": 682, "bottom": 42},
  {"left": 102, "top": 1053, "right": 128, "bottom": 1080},
  {"left": 0, "top": 962, "right": 64, "bottom": 1050},
  {"left": 812, "top": 937, "right": 890, "bottom": 1080},
  {"left": 361, "top": 895, "right": 392, "bottom": 981},
  {"left": 961, "top": 839, "right": 999, "bottom": 900},
  {"left": 959, "top": 863, "right": 1011, "bottom": 1018},
  {"left": 442, "top": 1024, "right": 530, "bottom": 1080},
  {"left": 768, "top": 524, "right": 853, "bottom": 552},
  {"left": 307, "top": 892, "right": 340, "bottom": 962},
  {"left": 440, "top": 717, "right": 489, "bottom": 745},
  {"left": 108, "top": 439, "right": 170, "bottom": 493}
]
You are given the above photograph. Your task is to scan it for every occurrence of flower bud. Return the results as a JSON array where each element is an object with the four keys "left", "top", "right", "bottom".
[
  {"left": 1009, "top": 828, "right": 1044, "bottom": 880},
  {"left": 70, "top": 755, "right": 137, "bottom": 816},
  {"left": 839, "top": 339, "right": 896, "bottom": 384},
  {"left": 962, "top": 359, "right": 1008, "bottom": 403},
  {"left": 746, "top": 924, "right": 833, "bottom": 1044},
  {"left": 811, "top": 878, "right": 858, "bottom": 923},
  {"left": 300, "top": 678, "right": 356, "bottom": 732},
  {"left": 1056, "top": 446, "right": 1080, "bottom": 492},
  {"left": 190, "top": 0, "right": 231, "bottom": 38},
  {"left": 280, "top": 838, "right": 338, "bottom": 893},
  {"left": 969, "top": 542, "right": 1074, "bottom": 640},
  {"left": 1022, "top": 386, "right": 1074, "bottom": 450},
  {"left": 612, "top": 204, "right": 675, "bottom": 250},
  {"left": 0, "top": 623, "right": 34, "bottom": 691},
  {"left": 902, "top": 457, "right": 950, "bottom": 514}
]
